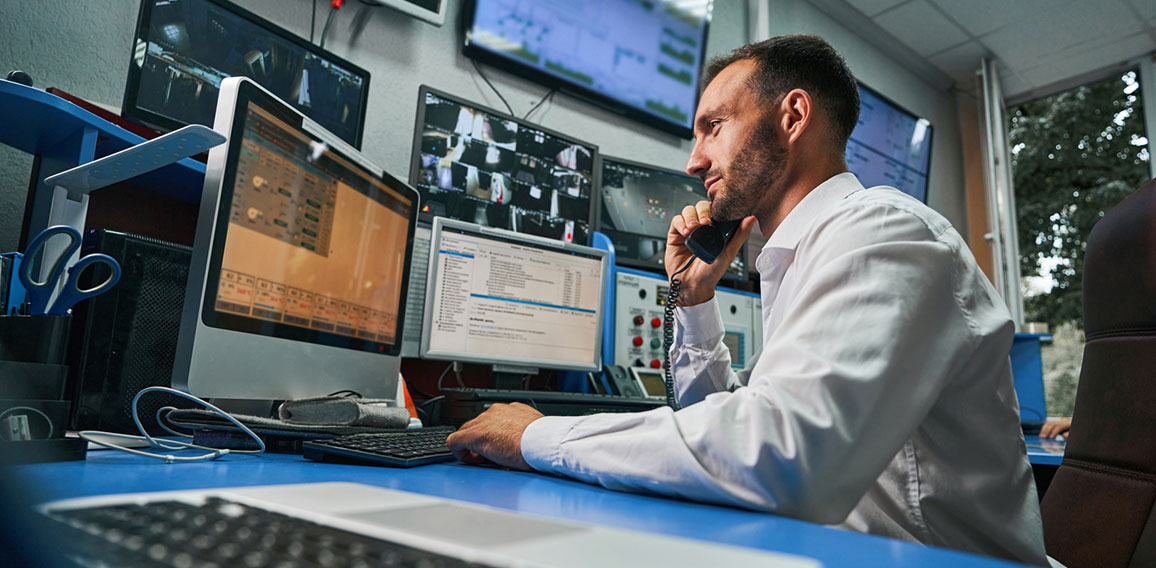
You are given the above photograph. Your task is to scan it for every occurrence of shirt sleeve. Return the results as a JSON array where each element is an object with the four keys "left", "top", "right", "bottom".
[
  {"left": 668, "top": 298, "right": 745, "bottom": 405},
  {"left": 521, "top": 203, "right": 977, "bottom": 523}
]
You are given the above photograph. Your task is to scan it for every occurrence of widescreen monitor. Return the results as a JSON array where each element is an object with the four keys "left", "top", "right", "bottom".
[
  {"left": 845, "top": 84, "right": 934, "bottom": 202},
  {"left": 409, "top": 86, "right": 599, "bottom": 245},
  {"left": 421, "top": 218, "right": 607, "bottom": 372},
  {"left": 174, "top": 77, "right": 418, "bottom": 400},
  {"left": 462, "top": 0, "right": 712, "bottom": 138},
  {"left": 598, "top": 156, "right": 744, "bottom": 280},
  {"left": 125, "top": 0, "right": 370, "bottom": 148}
]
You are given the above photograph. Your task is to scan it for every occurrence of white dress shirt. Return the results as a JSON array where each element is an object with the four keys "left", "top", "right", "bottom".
[{"left": 522, "top": 173, "right": 1047, "bottom": 565}]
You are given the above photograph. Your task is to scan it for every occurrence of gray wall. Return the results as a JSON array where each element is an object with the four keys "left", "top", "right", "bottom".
[
  {"left": 762, "top": 0, "right": 967, "bottom": 232},
  {"left": 0, "top": 0, "right": 749, "bottom": 253}
]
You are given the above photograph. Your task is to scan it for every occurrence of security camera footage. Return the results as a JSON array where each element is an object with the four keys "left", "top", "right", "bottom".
[
  {"left": 600, "top": 158, "right": 745, "bottom": 279},
  {"left": 413, "top": 90, "right": 596, "bottom": 244},
  {"left": 129, "top": 0, "right": 368, "bottom": 146}
]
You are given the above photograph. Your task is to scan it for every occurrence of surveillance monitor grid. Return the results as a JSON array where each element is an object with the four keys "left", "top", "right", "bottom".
[
  {"left": 599, "top": 157, "right": 745, "bottom": 279},
  {"left": 410, "top": 87, "right": 598, "bottom": 245},
  {"left": 125, "top": 0, "right": 370, "bottom": 148}
]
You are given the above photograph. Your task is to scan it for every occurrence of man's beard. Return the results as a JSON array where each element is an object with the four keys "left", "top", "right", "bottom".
[{"left": 709, "top": 121, "right": 786, "bottom": 222}]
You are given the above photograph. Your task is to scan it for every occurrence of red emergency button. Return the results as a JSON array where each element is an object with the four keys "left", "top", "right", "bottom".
[
  {"left": 633, "top": 315, "right": 644, "bottom": 326},
  {"left": 633, "top": 336, "right": 644, "bottom": 347},
  {"left": 651, "top": 317, "right": 661, "bottom": 328},
  {"left": 650, "top": 359, "right": 662, "bottom": 368}
]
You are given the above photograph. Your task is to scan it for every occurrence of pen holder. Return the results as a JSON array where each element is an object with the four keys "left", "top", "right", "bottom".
[{"left": 0, "top": 315, "right": 70, "bottom": 364}]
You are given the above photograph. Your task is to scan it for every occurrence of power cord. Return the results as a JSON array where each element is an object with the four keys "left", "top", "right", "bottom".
[
  {"left": 1, "top": 406, "right": 54, "bottom": 440},
  {"left": 78, "top": 386, "right": 266, "bottom": 463},
  {"left": 470, "top": 59, "right": 514, "bottom": 116},
  {"left": 319, "top": 0, "right": 343, "bottom": 49},
  {"left": 524, "top": 88, "right": 557, "bottom": 120},
  {"left": 310, "top": 0, "right": 318, "bottom": 43},
  {"left": 662, "top": 257, "right": 695, "bottom": 410}
]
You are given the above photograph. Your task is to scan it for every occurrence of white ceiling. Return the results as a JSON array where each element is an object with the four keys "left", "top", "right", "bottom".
[{"left": 835, "top": 0, "right": 1156, "bottom": 101}]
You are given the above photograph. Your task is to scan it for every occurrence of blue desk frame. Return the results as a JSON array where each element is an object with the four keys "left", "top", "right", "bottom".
[{"left": 12, "top": 451, "right": 1028, "bottom": 567}]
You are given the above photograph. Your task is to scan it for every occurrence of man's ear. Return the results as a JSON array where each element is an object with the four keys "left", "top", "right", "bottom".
[{"left": 778, "top": 89, "right": 813, "bottom": 145}]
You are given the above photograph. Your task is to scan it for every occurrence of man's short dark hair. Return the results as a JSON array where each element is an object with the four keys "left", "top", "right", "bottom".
[{"left": 703, "top": 35, "right": 860, "bottom": 150}]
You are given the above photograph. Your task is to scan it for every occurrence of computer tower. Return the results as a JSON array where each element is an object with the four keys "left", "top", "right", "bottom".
[{"left": 67, "top": 230, "right": 195, "bottom": 435}]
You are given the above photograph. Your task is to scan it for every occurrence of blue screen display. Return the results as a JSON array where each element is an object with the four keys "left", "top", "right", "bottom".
[{"left": 845, "top": 86, "right": 933, "bottom": 202}]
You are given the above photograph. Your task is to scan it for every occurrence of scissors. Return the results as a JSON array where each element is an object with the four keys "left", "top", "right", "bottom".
[{"left": 18, "top": 226, "right": 122, "bottom": 316}]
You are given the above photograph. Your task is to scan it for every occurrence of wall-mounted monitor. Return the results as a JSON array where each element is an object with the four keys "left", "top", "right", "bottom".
[
  {"left": 845, "top": 84, "right": 934, "bottom": 203},
  {"left": 462, "top": 0, "right": 713, "bottom": 139},
  {"left": 598, "top": 156, "right": 744, "bottom": 280},
  {"left": 124, "top": 0, "right": 371, "bottom": 148},
  {"left": 409, "top": 85, "right": 599, "bottom": 245},
  {"left": 362, "top": 0, "right": 447, "bottom": 26}
]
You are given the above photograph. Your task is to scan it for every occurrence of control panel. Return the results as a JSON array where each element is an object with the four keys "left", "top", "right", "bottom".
[{"left": 613, "top": 268, "right": 761, "bottom": 372}]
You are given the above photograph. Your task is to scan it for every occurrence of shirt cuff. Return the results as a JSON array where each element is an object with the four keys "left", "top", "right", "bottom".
[
  {"left": 521, "top": 415, "right": 584, "bottom": 473},
  {"left": 675, "top": 297, "right": 725, "bottom": 346}
]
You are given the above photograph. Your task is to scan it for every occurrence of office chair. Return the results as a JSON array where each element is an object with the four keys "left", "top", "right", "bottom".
[{"left": 1039, "top": 177, "right": 1156, "bottom": 568}]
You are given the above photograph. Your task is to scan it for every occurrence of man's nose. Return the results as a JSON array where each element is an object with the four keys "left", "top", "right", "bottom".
[{"left": 686, "top": 143, "right": 710, "bottom": 178}]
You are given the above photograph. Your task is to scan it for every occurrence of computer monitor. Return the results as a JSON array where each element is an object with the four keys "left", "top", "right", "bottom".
[
  {"left": 462, "top": 0, "right": 713, "bottom": 138},
  {"left": 124, "top": 0, "right": 371, "bottom": 148},
  {"left": 845, "top": 83, "right": 934, "bottom": 202},
  {"left": 409, "top": 86, "right": 599, "bottom": 245},
  {"left": 421, "top": 218, "right": 607, "bottom": 373},
  {"left": 598, "top": 156, "right": 745, "bottom": 280},
  {"left": 361, "top": 0, "right": 447, "bottom": 26},
  {"left": 173, "top": 77, "right": 418, "bottom": 400}
]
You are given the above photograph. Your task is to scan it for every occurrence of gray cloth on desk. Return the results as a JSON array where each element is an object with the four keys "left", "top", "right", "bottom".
[{"left": 278, "top": 396, "right": 410, "bottom": 429}]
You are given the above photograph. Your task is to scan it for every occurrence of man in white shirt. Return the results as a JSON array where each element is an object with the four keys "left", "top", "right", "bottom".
[{"left": 446, "top": 35, "right": 1047, "bottom": 565}]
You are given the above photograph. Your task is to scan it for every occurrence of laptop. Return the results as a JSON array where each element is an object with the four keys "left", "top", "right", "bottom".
[{"left": 36, "top": 482, "right": 819, "bottom": 567}]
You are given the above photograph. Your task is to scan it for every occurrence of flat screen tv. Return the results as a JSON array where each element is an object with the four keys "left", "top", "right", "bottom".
[
  {"left": 408, "top": 86, "right": 599, "bottom": 245},
  {"left": 845, "top": 83, "right": 934, "bottom": 202},
  {"left": 124, "top": 0, "right": 371, "bottom": 148},
  {"left": 462, "top": 0, "right": 713, "bottom": 139}
]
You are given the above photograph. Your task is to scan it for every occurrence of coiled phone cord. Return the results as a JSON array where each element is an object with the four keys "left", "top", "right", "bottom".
[{"left": 662, "top": 257, "right": 695, "bottom": 410}]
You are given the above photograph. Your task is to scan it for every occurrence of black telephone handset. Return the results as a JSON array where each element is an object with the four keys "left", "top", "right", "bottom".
[
  {"left": 660, "top": 218, "right": 743, "bottom": 410},
  {"left": 684, "top": 218, "right": 742, "bottom": 265}
]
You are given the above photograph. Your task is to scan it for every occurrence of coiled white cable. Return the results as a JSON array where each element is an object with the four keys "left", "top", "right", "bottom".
[{"left": 78, "top": 386, "right": 266, "bottom": 463}]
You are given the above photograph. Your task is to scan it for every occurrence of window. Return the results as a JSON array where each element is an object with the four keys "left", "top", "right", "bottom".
[{"left": 1007, "top": 70, "right": 1149, "bottom": 416}]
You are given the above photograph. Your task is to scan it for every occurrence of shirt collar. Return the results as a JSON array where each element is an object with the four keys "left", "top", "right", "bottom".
[{"left": 762, "top": 172, "right": 864, "bottom": 253}]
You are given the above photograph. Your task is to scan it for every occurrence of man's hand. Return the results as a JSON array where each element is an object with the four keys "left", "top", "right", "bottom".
[
  {"left": 445, "top": 402, "right": 544, "bottom": 470},
  {"left": 665, "top": 200, "right": 756, "bottom": 306},
  {"left": 1039, "top": 417, "right": 1072, "bottom": 440}
]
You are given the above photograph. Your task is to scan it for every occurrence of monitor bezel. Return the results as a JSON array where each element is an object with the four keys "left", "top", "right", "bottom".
[
  {"left": 420, "top": 217, "right": 607, "bottom": 372},
  {"left": 199, "top": 78, "right": 418, "bottom": 357},
  {"left": 459, "top": 0, "right": 712, "bottom": 140},
  {"left": 407, "top": 84, "right": 602, "bottom": 244},
  {"left": 596, "top": 154, "right": 746, "bottom": 280},
  {"left": 123, "top": 0, "right": 372, "bottom": 149},
  {"left": 852, "top": 81, "right": 935, "bottom": 203}
]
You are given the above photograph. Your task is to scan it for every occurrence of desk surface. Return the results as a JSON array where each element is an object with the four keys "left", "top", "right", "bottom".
[
  {"left": 11, "top": 449, "right": 1027, "bottom": 567},
  {"left": 1025, "top": 435, "right": 1066, "bottom": 466}
]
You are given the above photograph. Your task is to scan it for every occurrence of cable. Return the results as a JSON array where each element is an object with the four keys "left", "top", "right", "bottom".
[
  {"left": 470, "top": 59, "right": 514, "bottom": 116},
  {"left": 436, "top": 362, "right": 456, "bottom": 391},
  {"left": 524, "top": 88, "right": 557, "bottom": 120},
  {"left": 310, "top": 0, "right": 317, "bottom": 43},
  {"left": 78, "top": 386, "right": 266, "bottom": 463},
  {"left": 319, "top": 2, "right": 340, "bottom": 49},
  {"left": 662, "top": 257, "right": 695, "bottom": 410}
]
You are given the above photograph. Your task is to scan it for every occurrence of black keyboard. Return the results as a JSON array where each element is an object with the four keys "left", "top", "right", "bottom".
[
  {"left": 439, "top": 388, "right": 665, "bottom": 426},
  {"left": 301, "top": 426, "right": 456, "bottom": 468},
  {"left": 40, "top": 497, "right": 487, "bottom": 567}
]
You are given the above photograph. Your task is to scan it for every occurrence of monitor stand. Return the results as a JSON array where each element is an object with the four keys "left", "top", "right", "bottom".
[{"left": 491, "top": 364, "right": 539, "bottom": 390}]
